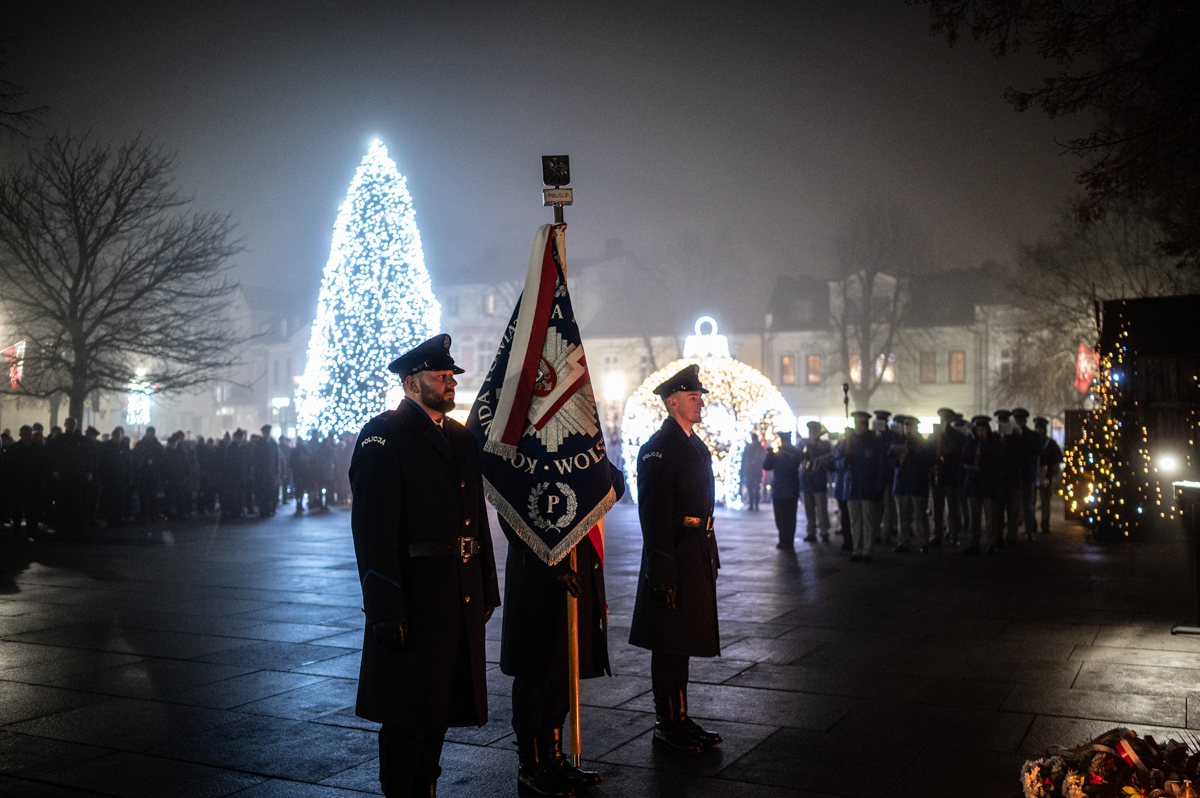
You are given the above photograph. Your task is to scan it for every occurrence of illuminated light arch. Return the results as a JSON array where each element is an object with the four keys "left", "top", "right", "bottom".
[{"left": 620, "top": 317, "right": 794, "bottom": 508}]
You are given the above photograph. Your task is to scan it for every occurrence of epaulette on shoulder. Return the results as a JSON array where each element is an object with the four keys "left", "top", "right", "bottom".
[{"left": 360, "top": 410, "right": 399, "bottom": 434}]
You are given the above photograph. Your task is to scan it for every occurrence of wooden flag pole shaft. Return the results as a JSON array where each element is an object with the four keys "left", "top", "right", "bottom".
[
  {"left": 545, "top": 154, "right": 581, "bottom": 766},
  {"left": 566, "top": 546, "right": 581, "bottom": 766}
]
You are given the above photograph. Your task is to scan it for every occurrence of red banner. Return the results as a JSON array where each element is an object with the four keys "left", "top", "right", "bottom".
[{"left": 1075, "top": 342, "right": 1098, "bottom": 393}]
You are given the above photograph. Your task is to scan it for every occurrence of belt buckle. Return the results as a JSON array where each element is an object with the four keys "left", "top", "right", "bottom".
[{"left": 459, "top": 537, "right": 476, "bottom": 562}]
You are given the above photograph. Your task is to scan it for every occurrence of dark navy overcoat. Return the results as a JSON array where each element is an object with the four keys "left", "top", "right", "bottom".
[
  {"left": 349, "top": 399, "right": 501, "bottom": 728},
  {"left": 629, "top": 417, "right": 720, "bottom": 658}
]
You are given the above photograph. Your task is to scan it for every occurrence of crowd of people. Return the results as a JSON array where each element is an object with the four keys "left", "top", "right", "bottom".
[
  {"left": 0, "top": 419, "right": 357, "bottom": 535},
  {"left": 746, "top": 406, "right": 1065, "bottom": 559}
]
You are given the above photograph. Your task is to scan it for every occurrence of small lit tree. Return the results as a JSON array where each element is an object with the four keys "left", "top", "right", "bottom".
[{"left": 296, "top": 141, "right": 439, "bottom": 435}]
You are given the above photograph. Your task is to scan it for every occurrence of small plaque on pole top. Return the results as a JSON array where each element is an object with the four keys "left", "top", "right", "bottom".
[{"left": 541, "top": 155, "right": 572, "bottom": 220}]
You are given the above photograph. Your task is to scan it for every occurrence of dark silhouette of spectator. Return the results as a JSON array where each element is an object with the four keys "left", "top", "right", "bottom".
[
  {"left": 251, "top": 425, "right": 280, "bottom": 517},
  {"left": 163, "top": 431, "right": 189, "bottom": 519},
  {"left": 740, "top": 433, "right": 766, "bottom": 511},
  {"left": 290, "top": 435, "right": 313, "bottom": 515},
  {"left": 98, "top": 427, "right": 132, "bottom": 527},
  {"left": 5, "top": 426, "right": 40, "bottom": 534},
  {"left": 196, "top": 437, "right": 218, "bottom": 514},
  {"left": 219, "top": 429, "right": 248, "bottom": 520},
  {"left": 133, "top": 426, "right": 163, "bottom": 522}
]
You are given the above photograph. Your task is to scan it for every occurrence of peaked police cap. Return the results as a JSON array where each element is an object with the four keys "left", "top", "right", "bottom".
[
  {"left": 653, "top": 364, "right": 708, "bottom": 397},
  {"left": 387, "top": 334, "right": 465, "bottom": 378}
]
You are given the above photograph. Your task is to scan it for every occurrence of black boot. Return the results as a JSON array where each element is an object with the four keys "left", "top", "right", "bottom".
[
  {"left": 542, "top": 728, "right": 601, "bottom": 786},
  {"left": 677, "top": 688, "right": 721, "bottom": 747},
  {"left": 517, "top": 732, "right": 574, "bottom": 798},
  {"left": 652, "top": 693, "right": 704, "bottom": 753}
]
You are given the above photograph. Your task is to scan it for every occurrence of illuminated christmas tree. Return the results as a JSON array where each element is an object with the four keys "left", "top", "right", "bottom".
[
  {"left": 1061, "top": 346, "right": 1130, "bottom": 533},
  {"left": 296, "top": 141, "right": 439, "bottom": 435},
  {"left": 1061, "top": 303, "right": 1183, "bottom": 537}
]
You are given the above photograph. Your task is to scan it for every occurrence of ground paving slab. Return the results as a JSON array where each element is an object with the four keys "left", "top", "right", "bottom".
[{"left": 1, "top": 496, "right": 1197, "bottom": 797}]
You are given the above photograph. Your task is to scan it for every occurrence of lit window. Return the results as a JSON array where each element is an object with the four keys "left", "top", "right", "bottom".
[
  {"left": 484, "top": 294, "right": 496, "bottom": 315},
  {"left": 949, "top": 350, "right": 966, "bottom": 383},
  {"left": 920, "top": 352, "right": 936, "bottom": 384},
  {"left": 780, "top": 355, "right": 796, "bottom": 385},
  {"left": 876, "top": 353, "right": 895, "bottom": 383},
  {"left": 849, "top": 355, "right": 862, "bottom": 385},
  {"left": 806, "top": 355, "right": 821, "bottom": 385}
]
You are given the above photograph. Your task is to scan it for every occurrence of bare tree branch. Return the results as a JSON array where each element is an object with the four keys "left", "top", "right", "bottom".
[
  {"left": 829, "top": 199, "right": 926, "bottom": 410},
  {"left": 994, "top": 199, "right": 1200, "bottom": 409},
  {"left": 0, "top": 40, "right": 46, "bottom": 140},
  {"left": 0, "top": 133, "right": 246, "bottom": 420},
  {"left": 913, "top": 0, "right": 1200, "bottom": 267}
]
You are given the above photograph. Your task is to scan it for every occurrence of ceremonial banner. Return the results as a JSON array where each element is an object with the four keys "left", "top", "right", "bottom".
[{"left": 466, "top": 224, "right": 615, "bottom": 565}]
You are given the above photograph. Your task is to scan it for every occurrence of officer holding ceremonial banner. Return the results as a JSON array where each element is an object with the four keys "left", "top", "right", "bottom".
[{"left": 467, "top": 223, "right": 621, "bottom": 797}]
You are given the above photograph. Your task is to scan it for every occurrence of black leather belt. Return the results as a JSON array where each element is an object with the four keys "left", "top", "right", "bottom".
[
  {"left": 408, "top": 537, "right": 480, "bottom": 559},
  {"left": 675, "top": 515, "right": 714, "bottom": 531}
]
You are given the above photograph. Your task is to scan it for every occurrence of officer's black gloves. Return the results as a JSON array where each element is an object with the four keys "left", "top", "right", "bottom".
[
  {"left": 372, "top": 619, "right": 409, "bottom": 652},
  {"left": 554, "top": 570, "right": 583, "bottom": 599},
  {"left": 653, "top": 584, "right": 678, "bottom": 611}
]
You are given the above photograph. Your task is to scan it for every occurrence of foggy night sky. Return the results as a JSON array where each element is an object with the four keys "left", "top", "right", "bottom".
[{"left": 6, "top": 1, "right": 1083, "bottom": 333}]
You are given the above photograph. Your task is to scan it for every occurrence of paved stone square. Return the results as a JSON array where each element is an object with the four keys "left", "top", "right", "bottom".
[{"left": 2, "top": 500, "right": 1198, "bottom": 797}]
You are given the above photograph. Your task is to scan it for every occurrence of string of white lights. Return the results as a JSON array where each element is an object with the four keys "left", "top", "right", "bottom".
[
  {"left": 296, "top": 141, "right": 440, "bottom": 435},
  {"left": 620, "top": 318, "right": 794, "bottom": 508}
]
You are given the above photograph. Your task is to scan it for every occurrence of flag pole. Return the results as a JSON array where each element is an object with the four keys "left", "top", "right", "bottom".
[
  {"left": 566, "top": 547, "right": 581, "bottom": 766},
  {"left": 541, "top": 155, "right": 582, "bottom": 767}
]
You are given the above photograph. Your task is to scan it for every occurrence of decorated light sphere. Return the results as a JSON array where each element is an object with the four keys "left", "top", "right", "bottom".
[{"left": 620, "top": 316, "right": 795, "bottom": 508}]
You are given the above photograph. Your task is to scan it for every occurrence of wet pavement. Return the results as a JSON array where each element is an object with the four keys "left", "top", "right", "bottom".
[{"left": 2, "top": 498, "right": 1198, "bottom": 797}]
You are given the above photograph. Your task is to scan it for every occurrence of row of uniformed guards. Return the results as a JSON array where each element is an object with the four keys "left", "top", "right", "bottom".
[
  {"left": 814, "top": 407, "right": 1062, "bottom": 559},
  {"left": 350, "top": 341, "right": 722, "bottom": 798}
]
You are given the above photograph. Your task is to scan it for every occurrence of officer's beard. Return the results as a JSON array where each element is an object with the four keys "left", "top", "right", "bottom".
[{"left": 419, "top": 381, "right": 456, "bottom": 414}]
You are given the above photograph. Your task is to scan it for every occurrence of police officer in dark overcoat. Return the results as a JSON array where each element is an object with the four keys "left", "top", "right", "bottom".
[
  {"left": 763, "top": 431, "right": 802, "bottom": 550},
  {"left": 799, "top": 421, "right": 833, "bottom": 543},
  {"left": 1033, "top": 416, "right": 1063, "bottom": 534},
  {"left": 629, "top": 364, "right": 722, "bottom": 754},
  {"left": 993, "top": 409, "right": 1023, "bottom": 547},
  {"left": 931, "top": 407, "right": 967, "bottom": 546},
  {"left": 1010, "top": 408, "right": 1043, "bottom": 542},
  {"left": 834, "top": 410, "right": 885, "bottom": 561},
  {"left": 963, "top": 415, "right": 1008, "bottom": 556},
  {"left": 349, "top": 334, "right": 501, "bottom": 798},
  {"left": 498, "top": 463, "right": 624, "bottom": 797}
]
